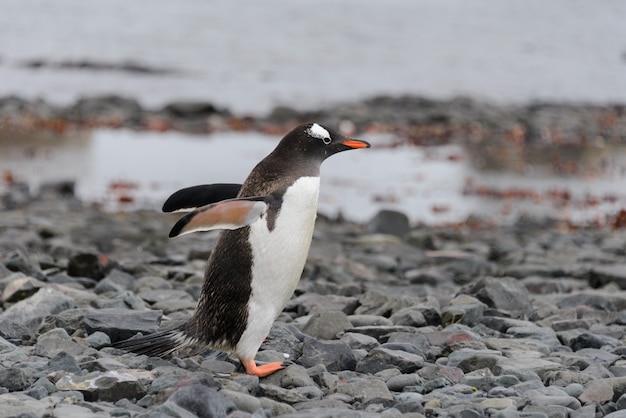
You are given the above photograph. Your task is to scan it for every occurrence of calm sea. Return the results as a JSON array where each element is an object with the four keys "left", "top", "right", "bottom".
[{"left": 0, "top": 0, "right": 624, "bottom": 114}]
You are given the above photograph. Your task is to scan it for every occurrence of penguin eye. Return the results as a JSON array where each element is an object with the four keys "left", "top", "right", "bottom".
[{"left": 322, "top": 136, "right": 331, "bottom": 145}]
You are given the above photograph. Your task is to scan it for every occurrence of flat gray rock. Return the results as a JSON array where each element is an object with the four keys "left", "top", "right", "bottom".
[
  {"left": 298, "top": 339, "right": 356, "bottom": 372},
  {"left": 333, "top": 377, "right": 394, "bottom": 404},
  {"left": 0, "top": 287, "right": 75, "bottom": 331},
  {"left": 55, "top": 369, "right": 152, "bottom": 402},
  {"left": 0, "top": 367, "right": 29, "bottom": 391},
  {"left": 590, "top": 264, "right": 626, "bottom": 289},
  {"left": 469, "top": 276, "right": 533, "bottom": 318},
  {"left": 301, "top": 311, "right": 353, "bottom": 340},
  {"left": 356, "top": 347, "right": 425, "bottom": 374},
  {"left": 169, "top": 384, "right": 237, "bottom": 417},
  {"left": 83, "top": 308, "right": 162, "bottom": 342}
]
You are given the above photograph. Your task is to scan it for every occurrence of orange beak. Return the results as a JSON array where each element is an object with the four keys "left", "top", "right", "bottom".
[{"left": 342, "top": 139, "right": 371, "bottom": 149}]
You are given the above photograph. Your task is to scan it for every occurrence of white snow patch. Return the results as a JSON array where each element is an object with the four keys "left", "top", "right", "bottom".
[{"left": 307, "top": 123, "right": 330, "bottom": 142}]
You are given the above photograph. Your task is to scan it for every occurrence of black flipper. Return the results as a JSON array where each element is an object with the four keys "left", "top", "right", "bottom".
[{"left": 162, "top": 183, "right": 242, "bottom": 213}]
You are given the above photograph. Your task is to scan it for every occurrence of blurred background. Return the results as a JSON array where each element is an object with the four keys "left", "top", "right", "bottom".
[{"left": 1, "top": 0, "right": 626, "bottom": 225}]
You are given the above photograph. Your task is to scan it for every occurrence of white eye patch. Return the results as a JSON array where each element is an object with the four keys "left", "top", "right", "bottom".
[{"left": 307, "top": 123, "right": 331, "bottom": 144}]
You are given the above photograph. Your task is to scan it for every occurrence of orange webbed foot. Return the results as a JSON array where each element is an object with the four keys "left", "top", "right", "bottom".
[{"left": 241, "top": 358, "right": 285, "bottom": 377}]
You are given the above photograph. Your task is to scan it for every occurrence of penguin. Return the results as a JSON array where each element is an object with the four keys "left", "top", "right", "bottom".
[{"left": 115, "top": 123, "right": 370, "bottom": 377}]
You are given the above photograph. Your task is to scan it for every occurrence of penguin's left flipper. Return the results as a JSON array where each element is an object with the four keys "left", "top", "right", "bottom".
[
  {"left": 168, "top": 196, "right": 273, "bottom": 238},
  {"left": 162, "top": 183, "right": 242, "bottom": 213}
]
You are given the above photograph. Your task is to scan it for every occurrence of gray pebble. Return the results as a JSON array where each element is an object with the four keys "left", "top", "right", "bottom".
[
  {"left": 333, "top": 377, "right": 394, "bottom": 404},
  {"left": 301, "top": 311, "right": 353, "bottom": 340},
  {"left": 366, "top": 210, "right": 410, "bottom": 237},
  {"left": 298, "top": 338, "right": 356, "bottom": 372},
  {"left": 220, "top": 389, "right": 262, "bottom": 413},
  {"left": 356, "top": 347, "right": 425, "bottom": 374},
  {"left": 348, "top": 314, "right": 393, "bottom": 327},
  {"left": 386, "top": 374, "right": 423, "bottom": 391},
  {"left": 0, "top": 368, "right": 29, "bottom": 391},
  {"left": 84, "top": 330, "right": 112, "bottom": 348},
  {"left": 47, "top": 351, "right": 82, "bottom": 374},
  {"left": 169, "top": 384, "right": 236, "bottom": 417}
]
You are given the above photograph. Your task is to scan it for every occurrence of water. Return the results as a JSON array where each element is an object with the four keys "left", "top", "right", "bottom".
[
  {"left": 2, "top": 129, "right": 626, "bottom": 225},
  {"left": 0, "top": 0, "right": 625, "bottom": 114}
]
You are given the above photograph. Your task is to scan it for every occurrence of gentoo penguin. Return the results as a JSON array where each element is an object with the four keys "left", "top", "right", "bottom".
[{"left": 116, "top": 123, "right": 370, "bottom": 376}]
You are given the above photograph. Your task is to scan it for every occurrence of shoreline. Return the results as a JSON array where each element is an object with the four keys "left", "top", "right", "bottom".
[
  {"left": 1, "top": 94, "right": 625, "bottom": 148},
  {"left": 3, "top": 94, "right": 626, "bottom": 230}
]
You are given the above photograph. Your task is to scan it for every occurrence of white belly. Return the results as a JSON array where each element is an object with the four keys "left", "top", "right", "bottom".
[{"left": 235, "top": 176, "right": 320, "bottom": 359}]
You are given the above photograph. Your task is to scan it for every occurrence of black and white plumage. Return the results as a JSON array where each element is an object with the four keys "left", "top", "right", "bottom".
[{"left": 115, "top": 123, "right": 369, "bottom": 376}]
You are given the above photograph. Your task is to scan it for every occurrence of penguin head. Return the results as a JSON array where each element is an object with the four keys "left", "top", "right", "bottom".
[{"left": 276, "top": 123, "right": 370, "bottom": 163}]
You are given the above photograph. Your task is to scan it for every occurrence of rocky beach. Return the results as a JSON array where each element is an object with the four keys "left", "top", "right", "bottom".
[
  {"left": 2, "top": 1, "right": 626, "bottom": 415},
  {"left": 2, "top": 130, "right": 626, "bottom": 417}
]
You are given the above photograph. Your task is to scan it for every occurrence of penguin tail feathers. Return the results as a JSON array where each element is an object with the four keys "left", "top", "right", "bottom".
[{"left": 113, "top": 326, "right": 201, "bottom": 358}]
